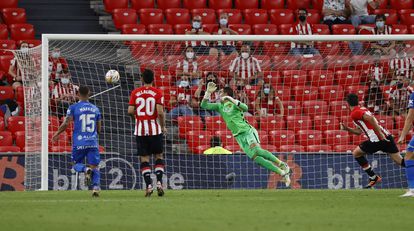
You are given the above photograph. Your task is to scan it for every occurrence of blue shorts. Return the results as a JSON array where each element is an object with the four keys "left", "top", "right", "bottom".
[
  {"left": 407, "top": 137, "right": 414, "bottom": 153},
  {"left": 72, "top": 147, "right": 100, "bottom": 166}
]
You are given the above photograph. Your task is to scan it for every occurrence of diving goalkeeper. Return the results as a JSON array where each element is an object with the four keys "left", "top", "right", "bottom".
[{"left": 201, "top": 82, "right": 292, "bottom": 186}]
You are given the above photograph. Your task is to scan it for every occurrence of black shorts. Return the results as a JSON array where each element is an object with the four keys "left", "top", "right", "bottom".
[
  {"left": 359, "top": 135, "right": 399, "bottom": 154},
  {"left": 136, "top": 134, "right": 164, "bottom": 156}
]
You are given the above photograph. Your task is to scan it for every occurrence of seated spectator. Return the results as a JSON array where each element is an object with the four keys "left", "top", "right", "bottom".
[
  {"left": 229, "top": 45, "right": 263, "bottom": 86},
  {"left": 289, "top": 9, "right": 320, "bottom": 56},
  {"left": 51, "top": 69, "right": 79, "bottom": 117},
  {"left": 0, "top": 99, "right": 21, "bottom": 124},
  {"left": 176, "top": 46, "right": 202, "bottom": 86},
  {"left": 363, "top": 14, "right": 395, "bottom": 56},
  {"left": 186, "top": 15, "right": 213, "bottom": 55},
  {"left": 9, "top": 42, "right": 29, "bottom": 90},
  {"left": 348, "top": 0, "right": 380, "bottom": 28},
  {"left": 322, "top": 0, "right": 350, "bottom": 30},
  {"left": 214, "top": 13, "right": 238, "bottom": 55},
  {"left": 386, "top": 78, "right": 413, "bottom": 116},
  {"left": 203, "top": 136, "right": 232, "bottom": 155},
  {"left": 389, "top": 43, "right": 414, "bottom": 81},
  {"left": 193, "top": 72, "right": 221, "bottom": 118},
  {"left": 254, "top": 83, "right": 284, "bottom": 117},
  {"left": 167, "top": 84, "right": 194, "bottom": 121},
  {"left": 364, "top": 80, "right": 386, "bottom": 114}
]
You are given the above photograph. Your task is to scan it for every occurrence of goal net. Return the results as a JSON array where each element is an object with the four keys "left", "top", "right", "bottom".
[{"left": 19, "top": 34, "right": 410, "bottom": 190}]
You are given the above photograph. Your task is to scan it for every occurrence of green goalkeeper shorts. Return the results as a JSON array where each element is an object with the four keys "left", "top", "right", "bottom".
[{"left": 235, "top": 128, "right": 260, "bottom": 158}]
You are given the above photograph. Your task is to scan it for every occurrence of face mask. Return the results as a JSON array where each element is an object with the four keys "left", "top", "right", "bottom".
[
  {"left": 241, "top": 52, "right": 249, "bottom": 59},
  {"left": 61, "top": 77, "right": 70, "bottom": 84},
  {"left": 179, "top": 80, "right": 189, "bottom": 88},
  {"left": 52, "top": 52, "right": 60, "bottom": 58},
  {"left": 376, "top": 21, "right": 385, "bottom": 28},
  {"left": 237, "top": 85, "right": 244, "bottom": 91},
  {"left": 192, "top": 21, "right": 201, "bottom": 29},
  {"left": 219, "top": 18, "right": 228, "bottom": 26},
  {"left": 299, "top": 15, "right": 306, "bottom": 22},
  {"left": 264, "top": 88, "right": 270, "bottom": 94},
  {"left": 397, "top": 82, "right": 404, "bottom": 89},
  {"left": 186, "top": 52, "right": 194, "bottom": 59},
  {"left": 21, "top": 47, "right": 29, "bottom": 53},
  {"left": 207, "top": 79, "right": 215, "bottom": 84}
]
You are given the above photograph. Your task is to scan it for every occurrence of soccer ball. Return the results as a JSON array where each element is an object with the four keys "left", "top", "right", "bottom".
[{"left": 105, "top": 70, "right": 120, "bottom": 84}]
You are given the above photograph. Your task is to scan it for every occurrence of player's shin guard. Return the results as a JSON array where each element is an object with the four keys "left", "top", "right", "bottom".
[
  {"left": 91, "top": 168, "right": 100, "bottom": 188},
  {"left": 254, "top": 156, "right": 283, "bottom": 175},
  {"left": 73, "top": 163, "right": 86, "bottom": 172},
  {"left": 355, "top": 156, "right": 376, "bottom": 178},
  {"left": 154, "top": 159, "right": 165, "bottom": 183},
  {"left": 405, "top": 160, "right": 414, "bottom": 189},
  {"left": 251, "top": 146, "right": 282, "bottom": 166},
  {"left": 140, "top": 162, "right": 152, "bottom": 188}
]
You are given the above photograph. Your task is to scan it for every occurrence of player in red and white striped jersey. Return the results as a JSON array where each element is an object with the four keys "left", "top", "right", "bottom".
[
  {"left": 289, "top": 9, "right": 320, "bottom": 56},
  {"left": 128, "top": 69, "right": 166, "bottom": 197},
  {"left": 341, "top": 94, "right": 404, "bottom": 188}
]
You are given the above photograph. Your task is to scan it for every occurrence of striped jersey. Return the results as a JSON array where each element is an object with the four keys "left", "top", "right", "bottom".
[
  {"left": 215, "top": 28, "right": 235, "bottom": 46},
  {"left": 350, "top": 106, "right": 390, "bottom": 142},
  {"left": 129, "top": 86, "right": 164, "bottom": 136},
  {"left": 388, "top": 85, "right": 414, "bottom": 110},
  {"left": 185, "top": 28, "right": 207, "bottom": 47},
  {"left": 389, "top": 53, "right": 414, "bottom": 79},
  {"left": 176, "top": 59, "right": 198, "bottom": 74},
  {"left": 373, "top": 26, "right": 392, "bottom": 47},
  {"left": 229, "top": 56, "right": 262, "bottom": 80},
  {"left": 290, "top": 23, "right": 314, "bottom": 48},
  {"left": 52, "top": 82, "right": 79, "bottom": 100}
]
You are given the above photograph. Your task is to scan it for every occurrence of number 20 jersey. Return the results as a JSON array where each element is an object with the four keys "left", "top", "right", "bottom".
[
  {"left": 129, "top": 86, "right": 164, "bottom": 136},
  {"left": 67, "top": 101, "right": 101, "bottom": 149}
]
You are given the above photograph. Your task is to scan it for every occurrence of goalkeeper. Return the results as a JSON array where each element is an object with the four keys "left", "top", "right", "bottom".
[{"left": 201, "top": 82, "right": 292, "bottom": 186}]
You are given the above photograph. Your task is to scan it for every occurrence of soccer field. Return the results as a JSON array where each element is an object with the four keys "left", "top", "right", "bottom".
[{"left": 0, "top": 190, "right": 412, "bottom": 231}]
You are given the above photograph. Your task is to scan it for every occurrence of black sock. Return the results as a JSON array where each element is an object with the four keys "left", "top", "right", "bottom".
[
  {"left": 140, "top": 162, "right": 152, "bottom": 188},
  {"left": 401, "top": 159, "right": 406, "bottom": 167},
  {"left": 355, "top": 156, "right": 376, "bottom": 178},
  {"left": 154, "top": 159, "right": 165, "bottom": 183}
]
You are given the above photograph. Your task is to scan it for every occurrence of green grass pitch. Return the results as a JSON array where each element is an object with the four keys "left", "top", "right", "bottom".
[{"left": 0, "top": 190, "right": 413, "bottom": 231}]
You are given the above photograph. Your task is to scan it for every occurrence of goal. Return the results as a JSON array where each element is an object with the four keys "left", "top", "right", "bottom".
[{"left": 19, "top": 34, "right": 411, "bottom": 191}]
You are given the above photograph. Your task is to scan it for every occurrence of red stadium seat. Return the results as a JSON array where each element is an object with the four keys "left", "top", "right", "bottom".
[
  {"left": 154, "top": 71, "right": 173, "bottom": 86},
  {"left": 23, "top": 39, "right": 41, "bottom": 48},
  {"left": 346, "top": 85, "right": 368, "bottom": 100},
  {"left": 134, "top": 55, "right": 164, "bottom": 70},
  {"left": 229, "top": 24, "right": 251, "bottom": 35},
  {"left": 302, "top": 100, "right": 329, "bottom": 118},
  {"left": 215, "top": 130, "right": 237, "bottom": 147},
  {"left": 253, "top": 24, "right": 278, "bottom": 35},
  {"left": 183, "top": 0, "right": 207, "bottom": 10},
  {"left": 299, "top": 56, "right": 325, "bottom": 70},
  {"left": 334, "top": 145, "right": 354, "bottom": 153},
  {"left": 325, "top": 55, "right": 353, "bottom": 71},
  {"left": 216, "top": 9, "right": 242, "bottom": 24},
  {"left": 122, "top": 24, "right": 146, "bottom": 34},
  {"left": 0, "top": 146, "right": 20, "bottom": 152},
  {"left": 0, "top": 131, "right": 12, "bottom": 146},
  {"left": 0, "top": 55, "right": 13, "bottom": 73},
  {"left": 131, "top": 0, "right": 155, "bottom": 11},
  {"left": 198, "top": 55, "right": 219, "bottom": 70},
  {"left": 1, "top": 8, "right": 26, "bottom": 25},
  {"left": 282, "top": 101, "right": 302, "bottom": 116},
  {"left": 312, "top": 0, "right": 324, "bottom": 12},
  {"left": 186, "top": 130, "right": 212, "bottom": 148},
  {"left": 147, "top": 24, "right": 173, "bottom": 34},
  {"left": 287, "top": 0, "right": 311, "bottom": 10},
  {"left": 210, "top": 0, "right": 233, "bottom": 10},
  {"left": 224, "top": 145, "right": 243, "bottom": 153},
  {"left": 270, "top": 10, "right": 295, "bottom": 25},
  {"left": 9, "top": 24, "right": 35, "bottom": 41},
  {"left": 278, "top": 24, "right": 294, "bottom": 35},
  {"left": 390, "top": 0, "right": 413, "bottom": 10},
  {"left": 301, "top": 9, "right": 321, "bottom": 24},
  {"left": 319, "top": 85, "right": 345, "bottom": 102},
  {"left": 392, "top": 24, "right": 408, "bottom": 34},
  {"left": 283, "top": 70, "right": 307, "bottom": 86},
  {"left": 129, "top": 41, "right": 157, "bottom": 57},
  {"left": 193, "top": 145, "right": 209, "bottom": 154},
  {"left": 191, "top": 9, "right": 216, "bottom": 24},
  {"left": 263, "top": 71, "right": 281, "bottom": 85},
  {"left": 243, "top": 9, "right": 268, "bottom": 25},
  {"left": 308, "top": 70, "right": 335, "bottom": 87},
  {"left": 314, "top": 115, "right": 340, "bottom": 131},
  {"left": 261, "top": 0, "right": 284, "bottom": 10},
  {"left": 15, "top": 86, "right": 24, "bottom": 103},
  {"left": 165, "top": 8, "right": 191, "bottom": 25},
  {"left": 48, "top": 131, "right": 69, "bottom": 147},
  {"left": 272, "top": 55, "right": 300, "bottom": 70},
  {"left": 272, "top": 85, "right": 292, "bottom": 101},
  {"left": 395, "top": 116, "right": 405, "bottom": 130},
  {"left": 178, "top": 116, "right": 203, "bottom": 139},
  {"left": 0, "top": 0, "right": 18, "bottom": 9},
  {"left": 286, "top": 115, "right": 312, "bottom": 132},
  {"left": 279, "top": 144, "right": 305, "bottom": 152},
  {"left": 0, "top": 116, "right": 4, "bottom": 130},
  {"left": 205, "top": 116, "right": 227, "bottom": 131},
  {"left": 201, "top": 24, "right": 219, "bottom": 33},
  {"left": 293, "top": 86, "right": 319, "bottom": 101},
  {"left": 157, "top": 0, "right": 181, "bottom": 11},
  {"left": 139, "top": 9, "right": 164, "bottom": 26},
  {"left": 0, "top": 24, "right": 8, "bottom": 40},
  {"left": 173, "top": 24, "right": 192, "bottom": 34},
  {"left": 269, "top": 130, "right": 296, "bottom": 147},
  {"left": 352, "top": 134, "right": 369, "bottom": 145},
  {"left": 0, "top": 86, "right": 14, "bottom": 100},
  {"left": 245, "top": 116, "right": 259, "bottom": 129},
  {"left": 329, "top": 101, "right": 349, "bottom": 118},
  {"left": 253, "top": 55, "right": 272, "bottom": 71},
  {"left": 325, "top": 130, "right": 350, "bottom": 146},
  {"left": 260, "top": 116, "right": 286, "bottom": 132},
  {"left": 245, "top": 85, "right": 260, "bottom": 102},
  {"left": 112, "top": 9, "right": 138, "bottom": 30},
  {"left": 369, "top": 0, "right": 389, "bottom": 11},
  {"left": 261, "top": 144, "right": 278, "bottom": 152},
  {"left": 315, "top": 42, "right": 341, "bottom": 56},
  {"left": 263, "top": 42, "right": 289, "bottom": 55},
  {"left": 399, "top": 13, "right": 414, "bottom": 26},
  {"left": 296, "top": 130, "right": 323, "bottom": 146},
  {"left": 103, "top": 0, "right": 128, "bottom": 13},
  {"left": 48, "top": 116, "right": 61, "bottom": 132},
  {"left": 312, "top": 24, "right": 331, "bottom": 35},
  {"left": 332, "top": 24, "right": 356, "bottom": 35},
  {"left": 51, "top": 146, "right": 72, "bottom": 153},
  {"left": 307, "top": 145, "right": 332, "bottom": 153},
  {"left": 375, "top": 115, "right": 394, "bottom": 130},
  {"left": 373, "top": 9, "right": 398, "bottom": 25},
  {"left": 235, "top": 0, "right": 258, "bottom": 10},
  {"left": 335, "top": 70, "right": 361, "bottom": 87},
  {"left": 14, "top": 130, "right": 24, "bottom": 149}
]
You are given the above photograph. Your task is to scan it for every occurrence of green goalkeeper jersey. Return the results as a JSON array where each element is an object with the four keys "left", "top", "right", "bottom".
[{"left": 201, "top": 99, "right": 251, "bottom": 136}]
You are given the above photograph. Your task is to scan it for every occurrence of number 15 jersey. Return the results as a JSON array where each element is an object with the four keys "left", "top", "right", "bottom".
[{"left": 129, "top": 86, "right": 164, "bottom": 136}]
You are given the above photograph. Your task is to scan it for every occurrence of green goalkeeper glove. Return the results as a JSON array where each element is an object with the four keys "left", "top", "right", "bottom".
[{"left": 204, "top": 82, "right": 217, "bottom": 100}]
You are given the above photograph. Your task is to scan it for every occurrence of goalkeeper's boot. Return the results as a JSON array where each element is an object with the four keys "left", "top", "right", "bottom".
[
  {"left": 280, "top": 162, "right": 292, "bottom": 188},
  {"left": 145, "top": 184, "right": 153, "bottom": 197},
  {"left": 400, "top": 189, "right": 414, "bottom": 197},
  {"left": 85, "top": 167, "right": 92, "bottom": 187},
  {"left": 156, "top": 181, "right": 165, "bottom": 197},
  {"left": 92, "top": 186, "right": 100, "bottom": 198},
  {"left": 364, "top": 175, "right": 382, "bottom": 189}
]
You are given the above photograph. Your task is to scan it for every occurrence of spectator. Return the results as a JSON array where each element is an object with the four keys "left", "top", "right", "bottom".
[
  {"left": 367, "top": 51, "right": 386, "bottom": 83},
  {"left": 214, "top": 13, "right": 238, "bottom": 55},
  {"left": 0, "top": 99, "right": 21, "bottom": 125},
  {"left": 193, "top": 72, "right": 221, "bottom": 118},
  {"left": 49, "top": 47, "right": 68, "bottom": 80},
  {"left": 203, "top": 136, "right": 232, "bottom": 155},
  {"left": 289, "top": 9, "right": 320, "bottom": 56},
  {"left": 347, "top": 0, "right": 381, "bottom": 28},
  {"left": 322, "top": 0, "right": 350, "bottom": 30},
  {"left": 167, "top": 83, "right": 194, "bottom": 121},
  {"left": 229, "top": 45, "right": 263, "bottom": 86},
  {"left": 389, "top": 43, "right": 414, "bottom": 81},
  {"left": 176, "top": 46, "right": 202, "bottom": 86},
  {"left": 186, "top": 15, "right": 213, "bottom": 55},
  {"left": 387, "top": 78, "right": 413, "bottom": 116},
  {"left": 364, "top": 14, "right": 396, "bottom": 56},
  {"left": 364, "top": 80, "right": 386, "bottom": 114},
  {"left": 51, "top": 69, "right": 79, "bottom": 117},
  {"left": 9, "top": 42, "right": 29, "bottom": 90},
  {"left": 254, "top": 83, "right": 284, "bottom": 118}
]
